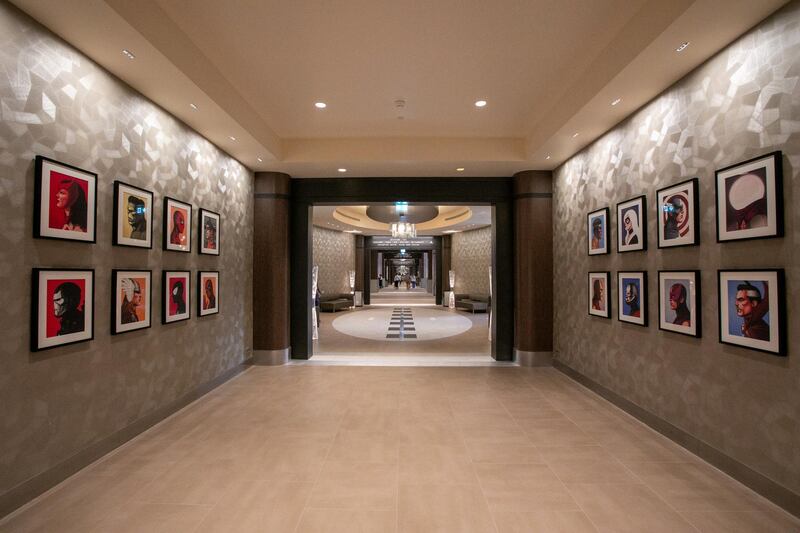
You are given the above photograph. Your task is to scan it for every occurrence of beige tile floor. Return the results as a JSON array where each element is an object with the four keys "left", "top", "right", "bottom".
[{"left": 2, "top": 366, "right": 798, "bottom": 533}]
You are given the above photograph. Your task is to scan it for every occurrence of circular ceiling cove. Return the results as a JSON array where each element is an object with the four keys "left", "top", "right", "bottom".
[{"left": 366, "top": 205, "right": 439, "bottom": 224}]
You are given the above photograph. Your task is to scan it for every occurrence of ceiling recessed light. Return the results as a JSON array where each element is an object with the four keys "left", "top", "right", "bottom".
[
  {"left": 545, "top": 155, "right": 551, "bottom": 160},
  {"left": 229, "top": 136, "right": 236, "bottom": 141},
  {"left": 572, "top": 132, "right": 580, "bottom": 138},
  {"left": 474, "top": 100, "right": 487, "bottom": 108},
  {"left": 611, "top": 98, "right": 622, "bottom": 106},
  {"left": 338, "top": 168, "right": 347, "bottom": 173},
  {"left": 189, "top": 103, "right": 198, "bottom": 110},
  {"left": 456, "top": 167, "right": 465, "bottom": 172},
  {"left": 122, "top": 49, "right": 135, "bottom": 60},
  {"left": 257, "top": 157, "right": 263, "bottom": 163},
  {"left": 315, "top": 102, "right": 327, "bottom": 109},
  {"left": 676, "top": 41, "right": 690, "bottom": 52}
]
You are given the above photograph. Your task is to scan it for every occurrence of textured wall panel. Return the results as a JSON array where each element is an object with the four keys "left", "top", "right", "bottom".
[
  {"left": 0, "top": 4, "right": 253, "bottom": 498},
  {"left": 312, "top": 226, "right": 355, "bottom": 294},
  {"left": 451, "top": 226, "right": 491, "bottom": 295},
  {"left": 553, "top": 2, "right": 800, "bottom": 495}
]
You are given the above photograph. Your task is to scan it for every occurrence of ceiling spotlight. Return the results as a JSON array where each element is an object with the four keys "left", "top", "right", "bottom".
[
  {"left": 545, "top": 155, "right": 551, "bottom": 160},
  {"left": 456, "top": 167, "right": 465, "bottom": 172},
  {"left": 229, "top": 136, "right": 237, "bottom": 141},
  {"left": 611, "top": 98, "right": 622, "bottom": 106},
  {"left": 676, "top": 41, "right": 690, "bottom": 52},
  {"left": 337, "top": 168, "right": 347, "bottom": 173},
  {"left": 572, "top": 132, "right": 580, "bottom": 138},
  {"left": 257, "top": 157, "right": 263, "bottom": 163},
  {"left": 122, "top": 49, "right": 135, "bottom": 60},
  {"left": 474, "top": 100, "right": 487, "bottom": 108},
  {"left": 315, "top": 102, "right": 327, "bottom": 109},
  {"left": 189, "top": 103, "right": 198, "bottom": 110}
]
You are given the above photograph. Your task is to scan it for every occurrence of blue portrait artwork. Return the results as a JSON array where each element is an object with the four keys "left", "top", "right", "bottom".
[
  {"left": 664, "top": 279, "right": 691, "bottom": 326},
  {"left": 727, "top": 280, "right": 770, "bottom": 340},
  {"left": 590, "top": 215, "right": 605, "bottom": 250},
  {"left": 620, "top": 205, "right": 641, "bottom": 246},
  {"left": 621, "top": 278, "right": 641, "bottom": 317}
]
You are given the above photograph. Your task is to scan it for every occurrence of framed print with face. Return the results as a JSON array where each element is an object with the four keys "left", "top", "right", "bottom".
[
  {"left": 588, "top": 271, "right": 610, "bottom": 318},
  {"left": 111, "top": 270, "right": 152, "bottom": 334},
  {"left": 163, "top": 197, "right": 192, "bottom": 252},
  {"left": 31, "top": 268, "right": 94, "bottom": 351},
  {"left": 658, "top": 271, "right": 700, "bottom": 338},
  {"left": 162, "top": 270, "right": 191, "bottom": 324},
  {"left": 34, "top": 156, "right": 97, "bottom": 243},
  {"left": 616, "top": 195, "right": 646, "bottom": 252},
  {"left": 113, "top": 181, "right": 153, "bottom": 248},
  {"left": 716, "top": 151, "right": 783, "bottom": 242},
  {"left": 657, "top": 178, "right": 699, "bottom": 248},
  {"left": 199, "top": 209, "right": 220, "bottom": 256},
  {"left": 198, "top": 271, "right": 219, "bottom": 316},
  {"left": 617, "top": 271, "right": 647, "bottom": 326},
  {"left": 587, "top": 208, "right": 609, "bottom": 255},
  {"left": 718, "top": 270, "right": 785, "bottom": 355}
]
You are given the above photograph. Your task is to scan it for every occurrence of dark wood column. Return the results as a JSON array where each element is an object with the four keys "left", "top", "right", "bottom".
[
  {"left": 253, "top": 172, "right": 291, "bottom": 364},
  {"left": 513, "top": 170, "right": 553, "bottom": 366},
  {"left": 355, "top": 235, "right": 365, "bottom": 304},
  {"left": 442, "top": 235, "right": 452, "bottom": 291}
]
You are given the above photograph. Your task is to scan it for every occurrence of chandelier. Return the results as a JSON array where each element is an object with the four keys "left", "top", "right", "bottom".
[{"left": 391, "top": 221, "right": 416, "bottom": 238}]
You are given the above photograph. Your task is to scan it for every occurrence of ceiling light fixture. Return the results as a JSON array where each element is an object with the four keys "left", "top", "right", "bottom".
[
  {"left": 572, "top": 132, "right": 580, "bottom": 138},
  {"left": 189, "top": 103, "right": 198, "bottom": 110},
  {"left": 315, "top": 102, "right": 327, "bottom": 109},
  {"left": 456, "top": 167, "right": 465, "bottom": 172},
  {"left": 257, "top": 157, "right": 263, "bottom": 163},
  {"left": 611, "top": 98, "right": 622, "bottom": 106},
  {"left": 337, "top": 168, "right": 347, "bottom": 173},
  {"left": 392, "top": 222, "right": 416, "bottom": 239},
  {"left": 545, "top": 155, "right": 551, "bottom": 160},
  {"left": 474, "top": 100, "right": 487, "bottom": 108},
  {"left": 676, "top": 41, "right": 690, "bottom": 52},
  {"left": 122, "top": 49, "right": 135, "bottom": 60},
  {"left": 229, "top": 136, "right": 236, "bottom": 141}
]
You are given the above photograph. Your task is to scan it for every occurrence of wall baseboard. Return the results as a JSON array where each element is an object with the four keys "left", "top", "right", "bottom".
[
  {"left": 0, "top": 360, "right": 252, "bottom": 520},
  {"left": 253, "top": 347, "right": 290, "bottom": 365},
  {"left": 514, "top": 349, "right": 553, "bottom": 367},
  {"left": 554, "top": 360, "right": 800, "bottom": 519}
]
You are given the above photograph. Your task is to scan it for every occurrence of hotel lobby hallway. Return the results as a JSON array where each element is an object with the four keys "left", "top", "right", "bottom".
[{"left": 1, "top": 365, "right": 796, "bottom": 533}]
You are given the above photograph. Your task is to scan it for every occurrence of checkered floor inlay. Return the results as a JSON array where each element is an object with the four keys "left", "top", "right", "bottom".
[{"left": 386, "top": 307, "right": 417, "bottom": 339}]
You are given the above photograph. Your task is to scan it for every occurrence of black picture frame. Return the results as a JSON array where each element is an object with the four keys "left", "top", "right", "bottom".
[
  {"left": 163, "top": 197, "right": 192, "bottom": 253},
  {"left": 111, "top": 269, "right": 153, "bottom": 335},
  {"left": 162, "top": 270, "right": 191, "bottom": 324},
  {"left": 587, "top": 207, "right": 610, "bottom": 256},
  {"left": 112, "top": 181, "right": 154, "bottom": 249},
  {"left": 33, "top": 155, "right": 98, "bottom": 243},
  {"left": 715, "top": 151, "right": 783, "bottom": 243},
  {"left": 198, "top": 208, "right": 221, "bottom": 256},
  {"left": 616, "top": 195, "right": 647, "bottom": 253},
  {"left": 717, "top": 269, "right": 785, "bottom": 356},
  {"left": 656, "top": 178, "right": 700, "bottom": 249},
  {"left": 658, "top": 270, "right": 701, "bottom": 338},
  {"left": 197, "top": 271, "right": 220, "bottom": 316},
  {"left": 31, "top": 267, "right": 95, "bottom": 352},
  {"left": 588, "top": 271, "right": 611, "bottom": 318},
  {"left": 617, "top": 271, "right": 647, "bottom": 327}
]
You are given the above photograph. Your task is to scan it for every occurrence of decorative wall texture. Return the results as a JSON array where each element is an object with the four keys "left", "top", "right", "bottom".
[
  {"left": 451, "top": 226, "right": 491, "bottom": 295},
  {"left": 553, "top": 1, "right": 800, "bottom": 497},
  {"left": 312, "top": 226, "right": 355, "bottom": 294},
  {"left": 0, "top": 2, "right": 253, "bottom": 503}
]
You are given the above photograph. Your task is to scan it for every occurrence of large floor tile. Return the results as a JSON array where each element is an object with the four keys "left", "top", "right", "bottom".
[
  {"left": 679, "top": 510, "right": 800, "bottom": 532},
  {"left": 537, "top": 445, "right": 638, "bottom": 484},
  {"left": 399, "top": 444, "right": 478, "bottom": 485},
  {"left": 296, "top": 509, "right": 397, "bottom": 533},
  {"left": 492, "top": 510, "right": 598, "bottom": 533},
  {"left": 307, "top": 461, "right": 397, "bottom": 509},
  {"left": 398, "top": 484, "right": 497, "bottom": 533},
  {"left": 475, "top": 463, "right": 579, "bottom": 512}
]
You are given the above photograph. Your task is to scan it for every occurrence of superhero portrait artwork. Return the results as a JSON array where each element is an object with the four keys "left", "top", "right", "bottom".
[
  {"left": 112, "top": 270, "right": 152, "bottom": 334},
  {"left": 32, "top": 268, "right": 94, "bottom": 351},
  {"left": 658, "top": 271, "right": 700, "bottom": 338},
  {"left": 718, "top": 270, "right": 784, "bottom": 355},
  {"left": 657, "top": 178, "right": 698, "bottom": 248}
]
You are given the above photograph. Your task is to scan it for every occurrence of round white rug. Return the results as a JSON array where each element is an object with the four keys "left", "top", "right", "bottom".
[{"left": 331, "top": 306, "right": 473, "bottom": 341}]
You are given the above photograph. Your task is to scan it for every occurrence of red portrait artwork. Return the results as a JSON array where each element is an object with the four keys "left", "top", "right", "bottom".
[
  {"left": 48, "top": 171, "right": 89, "bottom": 232},
  {"left": 46, "top": 278, "right": 86, "bottom": 338}
]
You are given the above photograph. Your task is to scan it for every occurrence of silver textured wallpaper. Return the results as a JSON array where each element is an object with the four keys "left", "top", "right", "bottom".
[
  {"left": 553, "top": 2, "right": 800, "bottom": 495},
  {"left": 451, "top": 226, "right": 491, "bottom": 295},
  {"left": 0, "top": 3, "right": 253, "bottom": 499},
  {"left": 312, "top": 226, "right": 355, "bottom": 294}
]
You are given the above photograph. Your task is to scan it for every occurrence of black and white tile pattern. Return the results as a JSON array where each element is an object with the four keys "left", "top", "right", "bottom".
[{"left": 386, "top": 307, "right": 417, "bottom": 339}]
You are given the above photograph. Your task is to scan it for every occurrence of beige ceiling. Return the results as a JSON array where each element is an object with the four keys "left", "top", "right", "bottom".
[
  {"left": 12, "top": 0, "right": 788, "bottom": 177},
  {"left": 314, "top": 205, "right": 491, "bottom": 235}
]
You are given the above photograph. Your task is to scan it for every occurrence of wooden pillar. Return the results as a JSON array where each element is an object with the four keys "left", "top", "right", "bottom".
[{"left": 513, "top": 170, "right": 553, "bottom": 366}]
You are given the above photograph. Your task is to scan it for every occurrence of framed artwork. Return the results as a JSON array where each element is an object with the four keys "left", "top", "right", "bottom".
[
  {"left": 162, "top": 270, "right": 191, "bottom": 324},
  {"left": 199, "top": 209, "right": 220, "bottom": 256},
  {"left": 113, "top": 181, "right": 153, "bottom": 248},
  {"left": 34, "top": 156, "right": 97, "bottom": 243},
  {"left": 657, "top": 178, "right": 699, "bottom": 248},
  {"left": 588, "top": 271, "right": 610, "bottom": 318},
  {"left": 616, "top": 195, "right": 646, "bottom": 252},
  {"left": 587, "top": 208, "right": 609, "bottom": 255},
  {"left": 31, "top": 268, "right": 94, "bottom": 351},
  {"left": 198, "top": 271, "right": 219, "bottom": 316},
  {"left": 716, "top": 151, "right": 783, "bottom": 242},
  {"left": 617, "top": 271, "right": 647, "bottom": 326},
  {"left": 658, "top": 271, "right": 701, "bottom": 338},
  {"left": 111, "top": 270, "right": 152, "bottom": 334},
  {"left": 718, "top": 269, "right": 785, "bottom": 355},
  {"left": 163, "top": 197, "right": 192, "bottom": 252}
]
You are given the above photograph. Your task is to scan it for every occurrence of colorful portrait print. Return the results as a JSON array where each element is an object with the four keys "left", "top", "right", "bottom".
[
  {"left": 716, "top": 152, "right": 783, "bottom": 242},
  {"left": 657, "top": 178, "right": 698, "bottom": 248},
  {"left": 658, "top": 271, "right": 700, "bottom": 338},
  {"left": 163, "top": 271, "right": 191, "bottom": 323},
  {"left": 718, "top": 270, "right": 784, "bottom": 355},
  {"left": 587, "top": 208, "right": 609, "bottom": 255},
  {"left": 32, "top": 269, "right": 94, "bottom": 351},
  {"left": 112, "top": 270, "right": 151, "bottom": 334},
  {"left": 113, "top": 182, "right": 153, "bottom": 248},
  {"left": 198, "top": 271, "right": 219, "bottom": 316},
  {"left": 616, "top": 196, "right": 646, "bottom": 252},
  {"left": 618, "top": 272, "right": 646, "bottom": 326},
  {"left": 163, "top": 198, "right": 192, "bottom": 252},
  {"left": 588, "top": 272, "right": 610, "bottom": 318},
  {"left": 199, "top": 209, "right": 221, "bottom": 256},
  {"left": 34, "top": 156, "right": 97, "bottom": 243}
]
